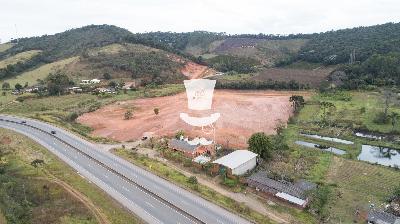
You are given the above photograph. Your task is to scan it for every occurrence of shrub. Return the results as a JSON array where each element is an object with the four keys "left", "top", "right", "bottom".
[
  {"left": 373, "top": 111, "right": 389, "bottom": 124},
  {"left": 187, "top": 176, "right": 198, "bottom": 184},
  {"left": 66, "top": 112, "right": 79, "bottom": 122},
  {"left": 223, "top": 177, "right": 238, "bottom": 188}
]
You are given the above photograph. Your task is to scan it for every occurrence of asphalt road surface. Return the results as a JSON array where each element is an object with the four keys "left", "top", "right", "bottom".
[{"left": 0, "top": 114, "right": 253, "bottom": 224}]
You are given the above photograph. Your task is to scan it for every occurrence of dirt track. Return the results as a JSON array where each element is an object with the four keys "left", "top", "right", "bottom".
[{"left": 78, "top": 90, "right": 309, "bottom": 148}]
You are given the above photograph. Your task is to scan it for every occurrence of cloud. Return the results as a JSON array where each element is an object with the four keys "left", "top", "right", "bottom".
[{"left": 1, "top": 0, "right": 400, "bottom": 42}]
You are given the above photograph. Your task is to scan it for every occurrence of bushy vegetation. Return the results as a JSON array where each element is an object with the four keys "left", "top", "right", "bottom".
[
  {"left": 248, "top": 132, "right": 289, "bottom": 160},
  {"left": 85, "top": 50, "right": 185, "bottom": 84},
  {"left": 4, "top": 25, "right": 131, "bottom": 61},
  {"left": 216, "top": 79, "right": 309, "bottom": 90},
  {"left": 332, "top": 53, "right": 400, "bottom": 89},
  {"left": 207, "top": 55, "right": 259, "bottom": 73},
  {"left": 298, "top": 22, "right": 400, "bottom": 64},
  {"left": 46, "top": 72, "right": 73, "bottom": 95},
  {"left": 0, "top": 54, "right": 45, "bottom": 80}
]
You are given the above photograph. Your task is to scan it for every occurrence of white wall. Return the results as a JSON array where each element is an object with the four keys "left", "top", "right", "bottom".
[{"left": 232, "top": 157, "right": 257, "bottom": 175}]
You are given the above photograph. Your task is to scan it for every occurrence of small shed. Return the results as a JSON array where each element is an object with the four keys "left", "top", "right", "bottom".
[{"left": 213, "top": 150, "right": 258, "bottom": 175}]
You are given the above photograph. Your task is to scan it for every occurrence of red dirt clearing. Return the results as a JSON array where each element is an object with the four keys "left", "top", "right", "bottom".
[
  {"left": 181, "top": 61, "right": 215, "bottom": 79},
  {"left": 78, "top": 90, "right": 310, "bottom": 148}
]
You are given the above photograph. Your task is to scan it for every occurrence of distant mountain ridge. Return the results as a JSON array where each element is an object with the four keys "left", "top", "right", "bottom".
[{"left": 1, "top": 22, "right": 400, "bottom": 87}]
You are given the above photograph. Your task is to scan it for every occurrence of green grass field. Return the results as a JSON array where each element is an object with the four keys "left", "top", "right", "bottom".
[
  {"left": 0, "top": 128, "right": 144, "bottom": 224},
  {"left": 0, "top": 50, "right": 42, "bottom": 69},
  {"left": 279, "top": 90, "right": 400, "bottom": 223},
  {"left": 326, "top": 157, "right": 400, "bottom": 223},
  {"left": 1, "top": 56, "right": 78, "bottom": 87}
]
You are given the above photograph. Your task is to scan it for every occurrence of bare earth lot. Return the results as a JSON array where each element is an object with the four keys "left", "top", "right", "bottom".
[
  {"left": 78, "top": 90, "right": 309, "bottom": 148},
  {"left": 252, "top": 68, "right": 333, "bottom": 87}
]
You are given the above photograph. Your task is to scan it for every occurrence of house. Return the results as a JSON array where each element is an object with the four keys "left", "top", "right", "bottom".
[
  {"left": 68, "top": 87, "right": 83, "bottom": 93},
  {"left": 212, "top": 150, "right": 258, "bottom": 176},
  {"left": 367, "top": 209, "right": 400, "bottom": 224},
  {"left": 80, "top": 79, "right": 101, "bottom": 85},
  {"left": 90, "top": 79, "right": 101, "bottom": 84},
  {"left": 80, "top": 80, "right": 90, "bottom": 85},
  {"left": 247, "top": 171, "right": 316, "bottom": 208},
  {"left": 168, "top": 138, "right": 212, "bottom": 158},
  {"left": 96, "top": 87, "right": 116, "bottom": 94}
]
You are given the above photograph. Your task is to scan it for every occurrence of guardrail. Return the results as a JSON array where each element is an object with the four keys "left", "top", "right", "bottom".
[{"left": 0, "top": 117, "right": 205, "bottom": 224}]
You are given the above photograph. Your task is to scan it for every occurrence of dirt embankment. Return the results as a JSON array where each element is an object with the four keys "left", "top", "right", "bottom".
[
  {"left": 181, "top": 61, "right": 215, "bottom": 79},
  {"left": 78, "top": 90, "right": 310, "bottom": 148}
]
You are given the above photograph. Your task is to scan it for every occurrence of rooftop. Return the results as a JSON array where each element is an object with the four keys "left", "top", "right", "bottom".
[
  {"left": 169, "top": 138, "right": 198, "bottom": 153},
  {"left": 368, "top": 210, "right": 400, "bottom": 224},
  {"left": 247, "top": 171, "right": 316, "bottom": 199},
  {"left": 212, "top": 150, "right": 258, "bottom": 169}
]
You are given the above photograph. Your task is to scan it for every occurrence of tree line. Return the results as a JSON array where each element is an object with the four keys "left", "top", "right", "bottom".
[{"left": 215, "top": 79, "right": 309, "bottom": 90}]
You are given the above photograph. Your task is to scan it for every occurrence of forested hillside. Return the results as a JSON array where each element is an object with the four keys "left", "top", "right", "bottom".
[
  {"left": 2, "top": 25, "right": 131, "bottom": 61},
  {"left": 298, "top": 22, "right": 400, "bottom": 64},
  {"left": 2, "top": 22, "right": 400, "bottom": 88},
  {"left": 64, "top": 43, "right": 187, "bottom": 84}
]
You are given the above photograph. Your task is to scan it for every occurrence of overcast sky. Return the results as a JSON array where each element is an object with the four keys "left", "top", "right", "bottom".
[{"left": 1, "top": 0, "right": 400, "bottom": 42}]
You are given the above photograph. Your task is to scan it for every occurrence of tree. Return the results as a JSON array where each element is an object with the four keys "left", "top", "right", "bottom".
[
  {"left": 124, "top": 110, "right": 133, "bottom": 120},
  {"left": 382, "top": 89, "right": 396, "bottom": 118},
  {"left": 2, "top": 82, "right": 10, "bottom": 90},
  {"left": 388, "top": 112, "right": 400, "bottom": 132},
  {"left": 103, "top": 72, "right": 112, "bottom": 80},
  {"left": 175, "top": 130, "right": 184, "bottom": 139},
  {"left": 154, "top": 108, "right": 159, "bottom": 115},
  {"left": 46, "top": 72, "right": 71, "bottom": 96},
  {"left": 289, "top": 95, "right": 305, "bottom": 113},
  {"left": 320, "top": 101, "right": 335, "bottom": 123},
  {"left": 14, "top": 83, "right": 23, "bottom": 91},
  {"left": 248, "top": 132, "right": 273, "bottom": 159},
  {"left": 109, "top": 81, "right": 117, "bottom": 88},
  {"left": 31, "top": 159, "right": 45, "bottom": 173}
]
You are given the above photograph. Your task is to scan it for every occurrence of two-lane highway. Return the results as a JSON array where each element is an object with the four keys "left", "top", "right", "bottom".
[{"left": 0, "top": 114, "right": 252, "bottom": 224}]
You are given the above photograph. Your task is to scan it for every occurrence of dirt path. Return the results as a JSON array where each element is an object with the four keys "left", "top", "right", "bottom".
[
  {"left": 41, "top": 170, "right": 110, "bottom": 224},
  {"left": 129, "top": 147, "right": 291, "bottom": 224}
]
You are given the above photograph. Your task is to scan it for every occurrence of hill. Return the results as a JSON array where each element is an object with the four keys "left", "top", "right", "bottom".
[
  {"left": 298, "top": 22, "right": 400, "bottom": 64},
  {"left": 2, "top": 25, "right": 131, "bottom": 61},
  {"left": 0, "top": 50, "right": 41, "bottom": 69},
  {"left": 1, "top": 23, "right": 400, "bottom": 88},
  {"left": 128, "top": 31, "right": 309, "bottom": 68},
  {"left": 62, "top": 43, "right": 208, "bottom": 84}
]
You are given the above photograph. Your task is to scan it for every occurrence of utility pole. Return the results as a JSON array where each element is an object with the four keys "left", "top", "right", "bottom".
[{"left": 14, "top": 24, "right": 19, "bottom": 43}]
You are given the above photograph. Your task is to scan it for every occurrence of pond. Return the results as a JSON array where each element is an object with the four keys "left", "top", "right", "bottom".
[
  {"left": 357, "top": 145, "right": 400, "bottom": 168},
  {"left": 300, "top": 133, "right": 354, "bottom": 145},
  {"left": 295, "top": 140, "right": 347, "bottom": 155},
  {"left": 355, "top": 131, "right": 384, "bottom": 140}
]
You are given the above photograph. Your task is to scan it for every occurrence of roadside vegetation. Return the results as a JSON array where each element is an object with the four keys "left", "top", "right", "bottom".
[
  {"left": 0, "top": 128, "right": 142, "bottom": 224},
  {"left": 112, "top": 148, "right": 275, "bottom": 224},
  {"left": 0, "top": 84, "right": 184, "bottom": 143}
]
